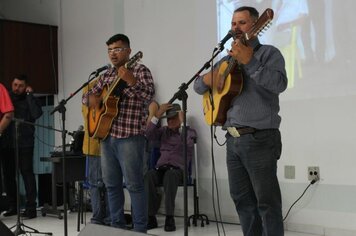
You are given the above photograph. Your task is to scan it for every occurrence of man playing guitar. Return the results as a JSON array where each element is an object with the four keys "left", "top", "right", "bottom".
[
  {"left": 194, "top": 6, "right": 288, "bottom": 236},
  {"left": 82, "top": 34, "right": 155, "bottom": 233}
]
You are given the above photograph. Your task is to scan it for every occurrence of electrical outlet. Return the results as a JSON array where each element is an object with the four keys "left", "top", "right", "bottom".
[
  {"left": 284, "top": 165, "right": 295, "bottom": 179},
  {"left": 308, "top": 166, "right": 320, "bottom": 181}
]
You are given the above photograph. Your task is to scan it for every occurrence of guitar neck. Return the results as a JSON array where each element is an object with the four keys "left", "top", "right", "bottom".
[
  {"left": 103, "top": 63, "right": 128, "bottom": 101},
  {"left": 102, "top": 51, "right": 143, "bottom": 101},
  {"left": 222, "top": 57, "right": 238, "bottom": 78},
  {"left": 105, "top": 76, "right": 121, "bottom": 99}
]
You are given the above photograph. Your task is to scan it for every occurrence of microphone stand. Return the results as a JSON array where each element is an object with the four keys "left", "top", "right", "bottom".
[
  {"left": 9, "top": 118, "right": 53, "bottom": 236},
  {"left": 168, "top": 46, "right": 223, "bottom": 236},
  {"left": 50, "top": 74, "right": 98, "bottom": 236}
]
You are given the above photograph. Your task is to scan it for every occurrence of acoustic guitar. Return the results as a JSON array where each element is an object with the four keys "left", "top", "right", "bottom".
[
  {"left": 203, "top": 8, "right": 274, "bottom": 126},
  {"left": 88, "top": 51, "right": 143, "bottom": 139}
]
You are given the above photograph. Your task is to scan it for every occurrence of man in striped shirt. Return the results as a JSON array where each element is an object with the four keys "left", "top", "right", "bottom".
[{"left": 83, "top": 34, "right": 155, "bottom": 233}]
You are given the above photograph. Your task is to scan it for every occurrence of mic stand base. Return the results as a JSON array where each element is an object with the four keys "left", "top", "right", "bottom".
[
  {"left": 10, "top": 222, "right": 53, "bottom": 236},
  {"left": 187, "top": 179, "right": 210, "bottom": 227},
  {"left": 41, "top": 204, "right": 63, "bottom": 219}
]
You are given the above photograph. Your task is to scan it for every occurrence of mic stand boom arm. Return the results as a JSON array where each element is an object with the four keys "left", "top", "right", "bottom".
[
  {"left": 50, "top": 74, "right": 98, "bottom": 116},
  {"left": 12, "top": 117, "right": 68, "bottom": 134}
]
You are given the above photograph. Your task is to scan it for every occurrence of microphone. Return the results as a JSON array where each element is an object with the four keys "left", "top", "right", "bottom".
[
  {"left": 91, "top": 64, "right": 112, "bottom": 76},
  {"left": 68, "top": 125, "right": 84, "bottom": 137},
  {"left": 214, "top": 30, "right": 236, "bottom": 52}
]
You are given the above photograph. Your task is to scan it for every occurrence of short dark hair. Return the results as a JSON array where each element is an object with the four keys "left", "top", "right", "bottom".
[
  {"left": 15, "top": 74, "right": 28, "bottom": 83},
  {"left": 234, "top": 6, "right": 259, "bottom": 20},
  {"left": 106, "top": 34, "right": 130, "bottom": 48}
]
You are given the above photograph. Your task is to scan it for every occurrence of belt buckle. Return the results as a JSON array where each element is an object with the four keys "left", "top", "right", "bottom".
[{"left": 227, "top": 127, "right": 240, "bottom": 138}]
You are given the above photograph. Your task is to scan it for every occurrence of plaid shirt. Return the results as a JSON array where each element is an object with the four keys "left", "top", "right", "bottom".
[{"left": 83, "top": 63, "right": 155, "bottom": 138}]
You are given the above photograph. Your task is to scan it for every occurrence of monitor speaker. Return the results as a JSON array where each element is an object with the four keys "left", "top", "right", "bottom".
[{"left": 0, "top": 220, "right": 14, "bottom": 236}]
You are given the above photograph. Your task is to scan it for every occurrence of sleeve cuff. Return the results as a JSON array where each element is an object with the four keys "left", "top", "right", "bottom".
[{"left": 151, "top": 116, "right": 159, "bottom": 125}]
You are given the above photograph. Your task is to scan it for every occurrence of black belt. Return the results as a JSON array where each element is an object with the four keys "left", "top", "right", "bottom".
[
  {"left": 227, "top": 127, "right": 278, "bottom": 137},
  {"left": 227, "top": 127, "right": 256, "bottom": 137},
  {"left": 236, "top": 127, "right": 256, "bottom": 135}
]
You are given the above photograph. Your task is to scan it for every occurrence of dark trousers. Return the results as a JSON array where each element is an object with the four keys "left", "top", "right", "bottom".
[
  {"left": 0, "top": 147, "right": 17, "bottom": 208},
  {"left": 20, "top": 147, "right": 37, "bottom": 210},
  {"left": 2, "top": 147, "right": 37, "bottom": 210},
  {"left": 226, "top": 129, "right": 284, "bottom": 236},
  {"left": 145, "top": 166, "right": 183, "bottom": 216},
  {"left": 87, "top": 156, "right": 110, "bottom": 225}
]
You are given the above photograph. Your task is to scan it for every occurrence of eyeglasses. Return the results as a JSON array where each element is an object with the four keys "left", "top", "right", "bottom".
[{"left": 107, "top": 47, "right": 128, "bottom": 54}]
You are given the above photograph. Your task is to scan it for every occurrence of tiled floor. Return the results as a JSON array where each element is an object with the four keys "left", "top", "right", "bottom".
[{"left": 1, "top": 210, "right": 318, "bottom": 236}]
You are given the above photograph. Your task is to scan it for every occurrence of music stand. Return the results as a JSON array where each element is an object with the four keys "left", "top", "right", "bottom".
[{"left": 8, "top": 118, "right": 52, "bottom": 236}]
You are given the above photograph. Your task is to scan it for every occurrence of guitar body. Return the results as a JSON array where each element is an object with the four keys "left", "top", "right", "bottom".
[
  {"left": 203, "top": 61, "right": 243, "bottom": 126},
  {"left": 88, "top": 85, "right": 120, "bottom": 139}
]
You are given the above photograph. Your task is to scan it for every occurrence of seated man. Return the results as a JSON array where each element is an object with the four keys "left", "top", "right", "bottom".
[{"left": 145, "top": 102, "right": 197, "bottom": 232}]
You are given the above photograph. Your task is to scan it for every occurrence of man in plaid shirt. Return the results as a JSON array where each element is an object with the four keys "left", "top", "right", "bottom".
[{"left": 83, "top": 34, "right": 155, "bottom": 233}]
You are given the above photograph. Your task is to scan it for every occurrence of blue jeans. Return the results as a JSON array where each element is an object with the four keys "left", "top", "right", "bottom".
[
  {"left": 101, "top": 135, "right": 147, "bottom": 233},
  {"left": 226, "top": 129, "right": 284, "bottom": 236},
  {"left": 87, "top": 156, "right": 110, "bottom": 225}
]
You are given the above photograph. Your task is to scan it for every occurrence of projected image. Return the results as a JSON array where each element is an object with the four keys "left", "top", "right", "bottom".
[{"left": 217, "top": 0, "right": 355, "bottom": 99}]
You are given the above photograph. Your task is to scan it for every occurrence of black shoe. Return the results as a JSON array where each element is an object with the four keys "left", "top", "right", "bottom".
[
  {"left": 147, "top": 215, "right": 158, "bottom": 230},
  {"left": 164, "top": 215, "right": 176, "bottom": 232},
  {"left": 21, "top": 209, "right": 37, "bottom": 219},
  {"left": 0, "top": 196, "right": 9, "bottom": 213},
  {"left": 0, "top": 206, "right": 9, "bottom": 214},
  {"left": 3, "top": 208, "right": 17, "bottom": 217}
]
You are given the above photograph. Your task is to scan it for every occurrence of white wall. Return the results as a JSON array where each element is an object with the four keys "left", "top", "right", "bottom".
[{"left": 1, "top": 0, "right": 356, "bottom": 234}]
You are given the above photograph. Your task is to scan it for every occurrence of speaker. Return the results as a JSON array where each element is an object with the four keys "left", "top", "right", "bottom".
[
  {"left": 78, "top": 224, "right": 152, "bottom": 236},
  {"left": 0, "top": 220, "right": 14, "bottom": 236}
]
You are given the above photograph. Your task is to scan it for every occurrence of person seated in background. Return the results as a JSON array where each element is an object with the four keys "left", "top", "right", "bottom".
[{"left": 145, "top": 102, "right": 197, "bottom": 232}]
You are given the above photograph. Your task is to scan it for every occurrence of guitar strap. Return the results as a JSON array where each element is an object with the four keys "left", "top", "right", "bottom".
[{"left": 113, "top": 80, "right": 128, "bottom": 98}]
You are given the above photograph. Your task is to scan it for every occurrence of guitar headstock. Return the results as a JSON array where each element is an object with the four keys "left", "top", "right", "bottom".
[
  {"left": 244, "top": 8, "right": 274, "bottom": 41},
  {"left": 125, "top": 51, "right": 143, "bottom": 69}
]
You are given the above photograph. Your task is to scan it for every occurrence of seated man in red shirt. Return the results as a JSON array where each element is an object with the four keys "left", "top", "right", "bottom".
[{"left": 145, "top": 102, "right": 197, "bottom": 232}]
